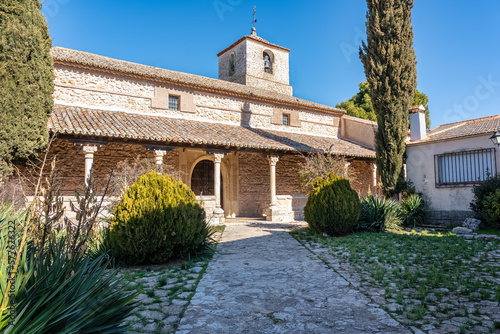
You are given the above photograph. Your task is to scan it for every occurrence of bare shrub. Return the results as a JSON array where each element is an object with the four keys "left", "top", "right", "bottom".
[
  {"left": 298, "top": 147, "right": 355, "bottom": 193},
  {"left": 32, "top": 157, "right": 65, "bottom": 249},
  {"left": 0, "top": 177, "right": 27, "bottom": 210},
  {"left": 107, "top": 156, "right": 184, "bottom": 209}
]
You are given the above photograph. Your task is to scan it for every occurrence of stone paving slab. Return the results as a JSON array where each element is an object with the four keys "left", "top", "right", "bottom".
[{"left": 177, "top": 222, "right": 411, "bottom": 333}]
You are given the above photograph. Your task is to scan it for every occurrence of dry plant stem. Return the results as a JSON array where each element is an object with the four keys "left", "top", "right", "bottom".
[
  {"left": 39, "top": 157, "right": 64, "bottom": 251},
  {"left": 76, "top": 168, "right": 113, "bottom": 253},
  {"left": 0, "top": 137, "right": 54, "bottom": 315}
]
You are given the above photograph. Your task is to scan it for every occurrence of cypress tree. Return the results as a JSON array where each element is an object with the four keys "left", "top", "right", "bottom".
[
  {"left": 0, "top": 0, "right": 54, "bottom": 180},
  {"left": 359, "top": 0, "right": 417, "bottom": 197}
]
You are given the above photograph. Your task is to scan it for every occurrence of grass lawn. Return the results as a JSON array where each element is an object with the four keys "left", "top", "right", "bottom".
[
  {"left": 476, "top": 229, "right": 500, "bottom": 237},
  {"left": 292, "top": 228, "right": 500, "bottom": 333}
]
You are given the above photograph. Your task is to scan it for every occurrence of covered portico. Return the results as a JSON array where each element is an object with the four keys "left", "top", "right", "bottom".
[{"left": 48, "top": 104, "right": 377, "bottom": 223}]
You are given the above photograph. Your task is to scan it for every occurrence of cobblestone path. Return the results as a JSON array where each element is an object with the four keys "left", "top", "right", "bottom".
[{"left": 177, "top": 222, "right": 411, "bottom": 333}]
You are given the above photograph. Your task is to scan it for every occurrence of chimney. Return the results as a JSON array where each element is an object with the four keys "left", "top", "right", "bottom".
[{"left": 409, "top": 105, "right": 426, "bottom": 141}]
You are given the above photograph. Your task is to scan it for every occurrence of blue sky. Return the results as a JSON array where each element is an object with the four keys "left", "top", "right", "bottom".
[{"left": 42, "top": 0, "right": 500, "bottom": 128}]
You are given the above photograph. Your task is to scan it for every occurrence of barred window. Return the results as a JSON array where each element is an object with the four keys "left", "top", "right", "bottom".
[
  {"left": 168, "top": 95, "right": 179, "bottom": 110},
  {"left": 434, "top": 149, "right": 496, "bottom": 186},
  {"left": 283, "top": 113, "right": 290, "bottom": 126}
]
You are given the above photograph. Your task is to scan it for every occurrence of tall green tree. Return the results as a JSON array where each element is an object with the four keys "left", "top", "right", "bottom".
[
  {"left": 336, "top": 81, "right": 431, "bottom": 129},
  {"left": 0, "top": 0, "right": 54, "bottom": 180},
  {"left": 360, "top": 0, "right": 417, "bottom": 198}
]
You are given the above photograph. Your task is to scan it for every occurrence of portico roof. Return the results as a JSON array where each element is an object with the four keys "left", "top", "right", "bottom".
[{"left": 48, "top": 105, "right": 375, "bottom": 158}]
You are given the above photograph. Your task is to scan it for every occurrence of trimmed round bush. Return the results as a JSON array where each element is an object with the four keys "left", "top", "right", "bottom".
[
  {"left": 304, "top": 173, "right": 361, "bottom": 235},
  {"left": 109, "top": 171, "right": 208, "bottom": 264}
]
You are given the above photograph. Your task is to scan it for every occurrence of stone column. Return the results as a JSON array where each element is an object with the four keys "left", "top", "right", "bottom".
[
  {"left": 154, "top": 150, "right": 167, "bottom": 175},
  {"left": 83, "top": 145, "right": 98, "bottom": 186},
  {"left": 372, "top": 163, "right": 378, "bottom": 195},
  {"left": 213, "top": 153, "right": 225, "bottom": 222},
  {"left": 266, "top": 155, "right": 279, "bottom": 221},
  {"left": 269, "top": 155, "right": 279, "bottom": 209},
  {"left": 344, "top": 161, "right": 351, "bottom": 178},
  {"left": 154, "top": 150, "right": 167, "bottom": 165}
]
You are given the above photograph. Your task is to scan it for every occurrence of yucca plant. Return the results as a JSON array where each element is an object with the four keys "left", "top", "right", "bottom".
[
  {"left": 87, "top": 225, "right": 114, "bottom": 264},
  {"left": 400, "top": 194, "right": 425, "bottom": 227},
  {"left": 357, "top": 195, "right": 402, "bottom": 232},
  {"left": 0, "top": 206, "right": 33, "bottom": 330},
  {"left": 1, "top": 238, "right": 136, "bottom": 333}
]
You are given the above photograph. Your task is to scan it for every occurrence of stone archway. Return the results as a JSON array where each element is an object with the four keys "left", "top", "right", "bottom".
[
  {"left": 190, "top": 159, "right": 223, "bottom": 209},
  {"left": 188, "top": 155, "right": 232, "bottom": 217}
]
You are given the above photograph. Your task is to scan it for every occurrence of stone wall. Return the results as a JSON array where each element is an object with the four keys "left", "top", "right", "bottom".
[
  {"left": 425, "top": 210, "right": 473, "bottom": 227},
  {"left": 238, "top": 152, "right": 270, "bottom": 217},
  {"left": 238, "top": 152, "right": 307, "bottom": 217},
  {"left": 53, "top": 65, "right": 338, "bottom": 138},
  {"left": 276, "top": 154, "right": 308, "bottom": 196},
  {"left": 218, "top": 38, "right": 292, "bottom": 95},
  {"left": 46, "top": 139, "right": 178, "bottom": 195},
  {"left": 349, "top": 159, "right": 377, "bottom": 197},
  {"left": 245, "top": 39, "right": 290, "bottom": 86}
]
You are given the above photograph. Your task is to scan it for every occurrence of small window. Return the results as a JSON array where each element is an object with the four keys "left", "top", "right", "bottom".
[
  {"left": 168, "top": 95, "right": 179, "bottom": 110},
  {"left": 229, "top": 54, "right": 235, "bottom": 76},
  {"left": 434, "top": 148, "right": 496, "bottom": 186},
  {"left": 282, "top": 113, "right": 290, "bottom": 126}
]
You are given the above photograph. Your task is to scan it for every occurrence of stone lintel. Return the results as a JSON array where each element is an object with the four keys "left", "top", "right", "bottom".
[
  {"left": 205, "top": 149, "right": 231, "bottom": 155},
  {"left": 144, "top": 145, "right": 175, "bottom": 152},
  {"left": 69, "top": 139, "right": 107, "bottom": 147}
]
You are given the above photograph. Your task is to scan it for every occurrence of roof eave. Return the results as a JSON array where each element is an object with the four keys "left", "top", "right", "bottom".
[
  {"left": 217, "top": 35, "right": 290, "bottom": 57},
  {"left": 406, "top": 132, "right": 493, "bottom": 146}
]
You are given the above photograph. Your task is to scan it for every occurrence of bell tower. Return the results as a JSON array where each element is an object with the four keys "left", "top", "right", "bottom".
[{"left": 217, "top": 28, "right": 293, "bottom": 96}]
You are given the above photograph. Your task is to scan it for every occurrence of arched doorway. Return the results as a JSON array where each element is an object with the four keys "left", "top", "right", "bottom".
[{"left": 190, "top": 160, "right": 223, "bottom": 208}]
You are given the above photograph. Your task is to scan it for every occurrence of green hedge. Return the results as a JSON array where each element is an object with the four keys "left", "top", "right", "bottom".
[
  {"left": 304, "top": 173, "right": 361, "bottom": 235},
  {"left": 109, "top": 171, "right": 208, "bottom": 264},
  {"left": 471, "top": 174, "right": 500, "bottom": 229}
]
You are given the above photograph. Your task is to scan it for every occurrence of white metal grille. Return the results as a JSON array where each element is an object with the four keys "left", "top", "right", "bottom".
[{"left": 434, "top": 148, "right": 496, "bottom": 186}]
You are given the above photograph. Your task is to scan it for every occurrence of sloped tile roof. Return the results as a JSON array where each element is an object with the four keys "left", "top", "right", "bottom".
[
  {"left": 50, "top": 47, "right": 343, "bottom": 115},
  {"left": 48, "top": 105, "right": 375, "bottom": 158},
  {"left": 408, "top": 114, "right": 500, "bottom": 145},
  {"left": 217, "top": 32, "right": 290, "bottom": 56}
]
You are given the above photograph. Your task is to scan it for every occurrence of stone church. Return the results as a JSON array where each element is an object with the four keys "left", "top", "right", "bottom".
[{"left": 46, "top": 29, "right": 378, "bottom": 223}]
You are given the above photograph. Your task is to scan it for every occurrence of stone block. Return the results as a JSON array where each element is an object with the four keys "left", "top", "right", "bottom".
[
  {"left": 452, "top": 227, "right": 473, "bottom": 235},
  {"left": 462, "top": 218, "right": 481, "bottom": 230}
]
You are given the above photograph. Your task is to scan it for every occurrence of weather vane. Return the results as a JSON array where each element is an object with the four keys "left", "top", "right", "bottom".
[{"left": 251, "top": 6, "right": 257, "bottom": 34}]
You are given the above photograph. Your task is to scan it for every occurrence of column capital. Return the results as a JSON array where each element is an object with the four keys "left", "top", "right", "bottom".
[
  {"left": 372, "top": 163, "right": 378, "bottom": 172},
  {"left": 214, "top": 153, "right": 225, "bottom": 163},
  {"left": 268, "top": 155, "right": 279, "bottom": 166},
  {"left": 83, "top": 145, "right": 98, "bottom": 157},
  {"left": 154, "top": 149, "right": 167, "bottom": 157}
]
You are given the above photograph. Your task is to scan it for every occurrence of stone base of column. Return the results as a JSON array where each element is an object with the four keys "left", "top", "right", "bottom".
[
  {"left": 265, "top": 206, "right": 281, "bottom": 222},
  {"left": 210, "top": 208, "right": 225, "bottom": 225}
]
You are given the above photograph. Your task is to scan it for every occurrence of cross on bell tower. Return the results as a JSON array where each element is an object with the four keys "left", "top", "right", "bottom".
[{"left": 251, "top": 6, "right": 257, "bottom": 35}]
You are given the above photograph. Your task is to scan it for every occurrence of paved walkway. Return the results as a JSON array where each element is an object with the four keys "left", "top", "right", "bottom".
[{"left": 176, "top": 222, "right": 411, "bottom": 333}]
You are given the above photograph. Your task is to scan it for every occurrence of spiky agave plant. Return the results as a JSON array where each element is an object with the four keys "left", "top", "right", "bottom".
[
  {"left": 357, "top": 195, "right": 402, "bottom": 232},
  {"left": 400, "top": 194, "right": 425, "bottom": 227}
]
